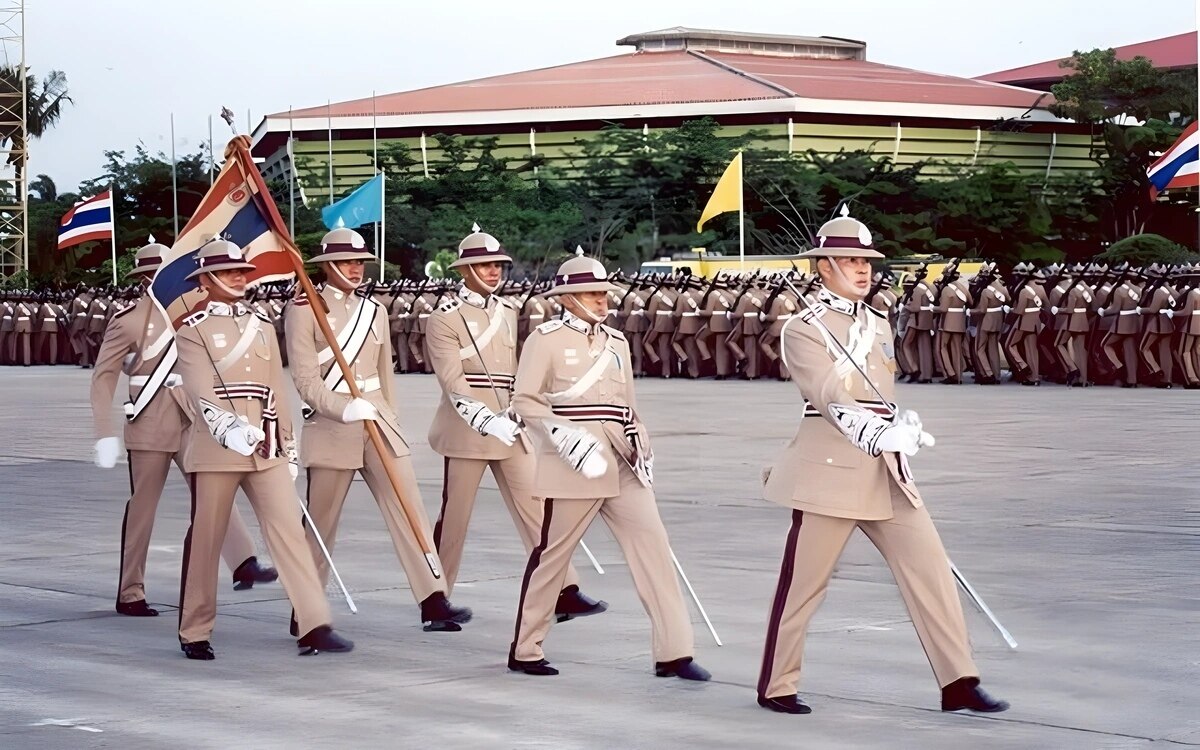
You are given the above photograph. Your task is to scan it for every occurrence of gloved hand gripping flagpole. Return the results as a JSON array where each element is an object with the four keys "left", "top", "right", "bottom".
[
  {"left": 222, "top": 115, "right": 442, "bottom": 583},
  {"left": 781, "top": 276, "right": 1017, "bottom": 649}
]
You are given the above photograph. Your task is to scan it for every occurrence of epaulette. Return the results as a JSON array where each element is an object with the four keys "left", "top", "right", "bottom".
[
  {"left": 254, "top": 309, "right": 272, "bottom": 323},
  {"left": 798, "top": 301, "right": 828, "bottom": 323},
  {"left": 111, "top": 304, "right": 138, "bottom": 321},
  {"left": 601, "top": 324, "right": 626, "bottom": 340},
  {"left": 437, "top": 298, "right": 462, "bottom": 314},
  {"left": 864, "top": 304, "right": 887, "bottom": 320},
  {"left": 183, "top": 310, "right": 209, "bottom": 327},
  {"left": 536, "top": 319, "right": 564, "bottom": 334},
  {"left": 497, "top": 296, "right": 521, "bottom": 311}
]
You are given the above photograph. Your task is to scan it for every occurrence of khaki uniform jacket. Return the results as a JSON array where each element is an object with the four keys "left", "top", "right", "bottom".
[
  {"left": 647, "top": 289, "right": 678, "bottom": 334},
  {"left": 1111, "top": 282, "right": 1143, "bottom": 335},
  {"left": 285, "top": 286, "right": 409, "bottom": 470},
  {"left": 675, "top": 288, "right": 705, "bottom": 335},
  {"left": 763, "top": 291, "right": 922, "bottom": 520},
  {"left": 935, "top": 283, "right": 970, "bottom": 333},
  {"left": 1142, "top": 286, "right": 1175, "bottom": 334},
  {"left": 905, "top": 281, "right": 936, "bottom": 330},
  {"left": 1063, "top": 283, "right": 1094, "bottom": 334},
  {"left": 619, "top": 288, "right": 649, "bottom": 334},
  {"left": 0, "top": 300, "right": 14, "bottom": 333},
  {"left": 1013, "top": 283, "right": 1044, "bottom": 333},
  {"left": 972, "top": 282, "right": 1008, "bottom": 333},
  {"left": 86, "top": 297, "right": 110, "bottom": 334},
  {"left": 701, "top": 286, "right": 734, "bottom": 334},
  {"left": 1177, "top": 287, "right": 1200, "bottom": 335},
  {"left": 426, "top": 289, "right": 527, "bottom": 460},
  {"left": 90, "top": 297, "right": 187, "bottom": 452},
  {"left": 512, "top": 315, "right": 650, "bottom": 500},
  {"left": 764, "top": 293, "right": 798, "bottom": 337},
  {"left": 176, "top": 302, "right": 293, "bottom": 474},
  {"left": 731, "top": 288, "right": 767, "bottom": 336},
  {"left": 868, "top": 288, "right": 897, "bottom": 320},
  {"left": 12, "top": 301, "right": 34, "bottom": 334},
  {"left": 68, "top": 294, "right": 92, "bottom": 337}
]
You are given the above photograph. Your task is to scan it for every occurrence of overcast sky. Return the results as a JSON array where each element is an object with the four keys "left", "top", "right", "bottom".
[{"left": 24, "top": 0, "right": 1198, "bottom": 192}]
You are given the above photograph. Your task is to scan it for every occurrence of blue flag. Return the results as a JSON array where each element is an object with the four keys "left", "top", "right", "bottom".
[{"left": 321, "top": 174, "right": 384, "bottom": 230}]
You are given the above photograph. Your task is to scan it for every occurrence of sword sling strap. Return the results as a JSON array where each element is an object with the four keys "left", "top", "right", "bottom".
[{"left": 124, "top": 340, "right": 178, "bottom": 422}]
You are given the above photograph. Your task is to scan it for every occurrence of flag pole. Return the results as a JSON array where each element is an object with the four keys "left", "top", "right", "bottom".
[
  {"left": 327, "top": 98, "right": 334, "bottom": 206},
  {"left": 109, "top": 183, "right": 118, "bottom": 286},
  {"left": 170, "top": 113, "right": 179, "bottom": 239},
  {"left": 373, "top": 90, "right": 383, "bottom": 282},
  {"left": 208, "top": 115, "right": 214, "bottom": 187},
  {"left": 738, "top": 150, "right": 745, "bottom": 272},
  {"left": 227, "top": 138, "right": 441, "bottom": 580},
  {"left": 288, "top": 106, "right": 295, "bottom": 238},
  {"left": 379, "top": 173, "right": 386, "bottom": 283}
]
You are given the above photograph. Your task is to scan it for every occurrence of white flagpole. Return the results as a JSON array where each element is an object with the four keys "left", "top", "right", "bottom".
[
  {"left": 327, "top": 98, "right": 334, "bottom": 205},
  {"left": 373, "top": 91, "right": 383, "bottom": 282},
  {"left": 738, "top": 151, "right": 745, "bottom": 271},
  {"left": 379, "top": 174, "right": 386, "bottom": 283},
  {"left": 420, "top": 132, "right": 429, "bottom": 179},
  {"left": 288, "top": 106, "right": 295, "bottom": 237},
  {"left": 208, "top": 115, "right": 214, "bottom": 187},
  {"left": 170, "top": 113, "right": 179, "bottom": 239},
  {"left": 109, "top": 182, "right": 118, "bottom": 286}
]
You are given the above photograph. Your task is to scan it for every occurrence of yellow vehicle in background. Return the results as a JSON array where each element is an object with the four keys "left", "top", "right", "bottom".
[{"left": 639, "top": 249, "right": 812, "bottom": 278}]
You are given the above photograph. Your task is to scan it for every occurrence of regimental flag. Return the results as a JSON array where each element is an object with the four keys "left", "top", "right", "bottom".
[
  {"left": 1148, "top": 121, "right": 1199, "bottom": 198},
  {"left": 57, "top": 190, "right": 114, "bottom": 250},
  {"left": 696, "top": 152, "right": 743, "bottom": 233},
  {"left": 150, "top": 139, "right": 302, "bottom": 328},
  {"left": 321, "top": 173, "right": 383, "bottom": 230}
]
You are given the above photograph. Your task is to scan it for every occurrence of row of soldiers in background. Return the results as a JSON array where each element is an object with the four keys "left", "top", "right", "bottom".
[{"left": 8, "top": 260, "right": 1200, "bottom": 388}]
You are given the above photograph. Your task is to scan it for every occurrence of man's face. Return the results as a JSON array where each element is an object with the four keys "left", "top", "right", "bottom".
[
  {"left": 819, "top": 256, "right": 873, "bottom": 300},
  {"left": 562, "top": 290, "right": 609, "bottom": 321},
  {"left": 200, "top": 268, "right": 247, "bottom": 301},
  {"left": 329, "top": 260, "right": 365, "bottom": 290},
  {"left": 465, "top": 261, "right": 506, "bottom": 294}
]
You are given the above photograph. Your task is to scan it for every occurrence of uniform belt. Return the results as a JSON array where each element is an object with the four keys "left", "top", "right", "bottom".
[
  {"left": 1118, "top": 310, "right": 1139, "bottom": 316},
  {"left": 802, "top": 398, "right": 895, "bottom": 419},
  {"left": 16, "top": 316, "right": 29, "bottom": 321},
  {"left": 742, "top": 312, "right": 759, "bottom": 317},
  {"left": 919, "top": 306, "right": 934, "bottom": 312},
  {"left": 332, "top": 375, "right": 382, "bottom": 394},
  {"left": 129, "top": 374, "right": 183, "bottom": 388},
  {"left": 985, "top": 307, "right": 1004, "bottom": 312},
  {"left": 682, "top": 312, "right": 701, "bottom": 317},
  {"left": 465, "top": 372, "right": 515, "bottom": 391},
  {"left": 656, "top": 311, "right": 673, "bottom": 315},
  {"left": 551, "top": 403, "right": 634, "bottom": 424},
  {"left": 943, "top": 307, "right": 965, "bottom": 312},
  {"left": 630, "top": 310, "right": 645, "bottom": 316},
  {"left": 1071, "top": 308, "right": 1088, "bottom": 313},
  {"left": 92, "top": 314, "right": 106, "bottom": 318}
]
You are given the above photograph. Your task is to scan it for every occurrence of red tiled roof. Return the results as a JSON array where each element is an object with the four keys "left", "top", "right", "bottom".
[
  {"left": 977, "top": 31, "right": 1197, "bottom": 85},
  {"left": 278, "top": 49, "right": 1051, "bottom": 119},
  {"left": 703, "top": 52, "right": 1050, "bottom": 108}
]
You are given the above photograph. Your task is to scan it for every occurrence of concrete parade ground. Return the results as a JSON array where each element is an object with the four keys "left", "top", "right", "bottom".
[{"left": 1, "top": 367, "right": 1197, "bottom": 749}]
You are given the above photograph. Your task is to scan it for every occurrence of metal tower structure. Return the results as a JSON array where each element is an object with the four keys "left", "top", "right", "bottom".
[{"left": 0, "top": 0, "right": 25, "bottom": 280}]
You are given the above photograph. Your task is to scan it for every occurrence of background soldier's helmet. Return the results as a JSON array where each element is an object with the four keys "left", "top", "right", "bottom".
[
  {"left": 127, "top": 241, "right": 170, "bottom": 278},
  {"left": 185, "top": 239, "right": 256, "bottom": 280}
]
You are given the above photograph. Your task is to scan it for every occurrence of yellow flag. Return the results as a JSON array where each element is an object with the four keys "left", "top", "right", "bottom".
[{"left": 696, "top": 152, "right": 743, "bottom": 232}]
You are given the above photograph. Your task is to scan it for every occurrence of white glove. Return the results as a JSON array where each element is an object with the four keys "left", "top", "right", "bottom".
[
  {"left": 1097, "top": 307, "right": 1106, "bottom": 316},
  {"left": 223, "top": 423, "right": 265, "bottom": 457},
  {"left": 896, "top": 410, "right": 935, "bottom": 448},
  {"left": 1135, "top": 307, "right": 1144, "bottom": 315},
  {"left": 341, "top": 397, "right": 379, "bottom": 423},
  {"left": 1002, "top": 305, "right": 1011, "bottom": 314},
  {"left": 1050, "top": 306, "right": 1059, "bottom": 315},
  {"left": 875, "top": 423, "right": 923, "bottom": 457},
  {"left": 285, "top": 443, "right": 299, "bottom": 480},
  {"left": 454, "top": 397, "right": 517, "bottom": 445},
  {"left": 1165, "top": 309, "right": 1175, "bottom": 319},
  {"left": 94, "top": 436, "right": 121, "bottom": 469},
  {"left": 548, "top": 423, "right": 609, "bottom": 478}
]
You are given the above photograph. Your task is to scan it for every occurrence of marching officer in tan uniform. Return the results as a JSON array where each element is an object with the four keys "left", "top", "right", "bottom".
[
  {"left": 642, "top": 280, "right": 679, "bottom": 378},
  {"left": 757, "top": 211, "right": 1006, "bottom": 716},
  {"left": 933, "top": 266, "right": 970, "bottom": 384},
  {"left": 1100, "top": 266, "right": 1143, "bottom": 387},
  {"left": 508, "top": 251, "right": 710, "bottom": 682},
  {"left": 1177, "top": 264, "right": 1200, "bottom": 388},
  {"left": 1053, "top": 267, "right": 1095, "bottom": 386},
  {"left": 286, "top": 228, "right": 471, "bottom": 633},
  {"left": 900, "top": 271, "right": 935, "bottom": 382},
  {"left": 425, "top": 230, "right": 606, "bottom": 621},
  {"left": 970, "top": 265, "right": 1008, "bottom": 385},
  {"left": 176, "top": 240, "right": 353, "bottom": 660},
  {"left": 698, "top": 274, "right": 735, "bottom": 379},
  {"left": 1005, "top": 267, "right": 1047, "bottom": 385},
  {"left": 91, "top": 242, "right": 275, "bottom": 618}
]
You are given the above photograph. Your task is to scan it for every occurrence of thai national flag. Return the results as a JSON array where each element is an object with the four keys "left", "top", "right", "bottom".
[
  {"left": 57, "top": 190, "right": 114, "bottom": 250},
  {"left": 150, "top": 143, "right": 302, "bottom": 328},
  {"left": 1147, "top": 122, "right": 1198, "bottom": 198}
]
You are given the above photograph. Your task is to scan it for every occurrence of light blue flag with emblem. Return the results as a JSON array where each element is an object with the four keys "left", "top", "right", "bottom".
[{"left": 321, "top": 173, "right": 384, "bottom": 230}]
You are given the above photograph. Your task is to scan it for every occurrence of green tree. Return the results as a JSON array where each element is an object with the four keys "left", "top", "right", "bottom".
[
  {"left": 1096, "top": 233, "right": 1199, "bottom": 265},
  {"left": 0, "top": 67, "right": 72, "bottom": 183}
]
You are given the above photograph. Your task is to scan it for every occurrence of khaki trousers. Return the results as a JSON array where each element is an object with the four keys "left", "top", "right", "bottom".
[
  {"left": 936, "top": 331, "right": 964, "bottom": 379},
  {"left": 433, "top": 454, "right": 579, "bottom": 595},
  {"left": 972, "top": 330, "right": 1001, "bottom": 379},
  {"left": 305, "top": 448, "right": 445, "bottom": 605},
  {"left": 901, "top": 327, "right": 934, "bottom": 379},
  {"left": 511, "top": 464, "right": 693, "bottom": 664},
  {"left": 119, "top": 450, "right": 257, "bottom": 604},
  {"left": 179, "top": 465, "right": 331, "bottom": 644},
  {"left": 758, "top": 484, "right": 977, "bottom": 700}
]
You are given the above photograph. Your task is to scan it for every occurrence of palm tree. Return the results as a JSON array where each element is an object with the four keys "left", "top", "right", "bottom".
[
  {"left": 29, "top": 173, "right": 56, "bottom": 202},
  {"left": 0, "top": 67, "right": 73, "bottom": 180}
]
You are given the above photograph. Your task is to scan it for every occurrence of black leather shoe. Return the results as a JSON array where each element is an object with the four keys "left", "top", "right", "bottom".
[
  {"left": 507, "top": 656, "right": 559, "bottom": 676},
  {"left": 555, "top": 585, "right": 608, "bottom": 623},
  {"left": 297, "top": 625, "right": 354, "bottom": 655},
  {"left": 757, "top": 694, "right": 812, "bottom": 714},
  {"left": 654, "top": 657, "right": 711, "bottom": 681},
  {"left": 420, "top": 592, "right": 472, "bottom": 632},
  {"left": 941, "top": 677, "right": 1009, "bottom": 713},
  {"left": 232, "top": 556, "right": 278, "bottom": 591},
  {"left": 288, "top": 612, "right": 298, "bottom": 637},
  {"left": 116, "top": 600, "right": 159, "bottom": 617},
  {"left": 181, "top": 641, "right": 215, "bottom": 660}
]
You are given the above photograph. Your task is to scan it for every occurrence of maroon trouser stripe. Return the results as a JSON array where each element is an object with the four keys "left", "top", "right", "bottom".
[
  {"left": 757, "top": 509, "right": 804, "bottom": 699},
  {"left": 509, "top": 498, "right": 554, "bottom": 662},
  {"left": 177, "top": 473, "right": 198, "bottom": 642},
  {"left": 433, "top": 457, "right": 450, "bottom": 552},
  {"left": 117, "top": 451, "right": 135, "bottom": 605}
]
